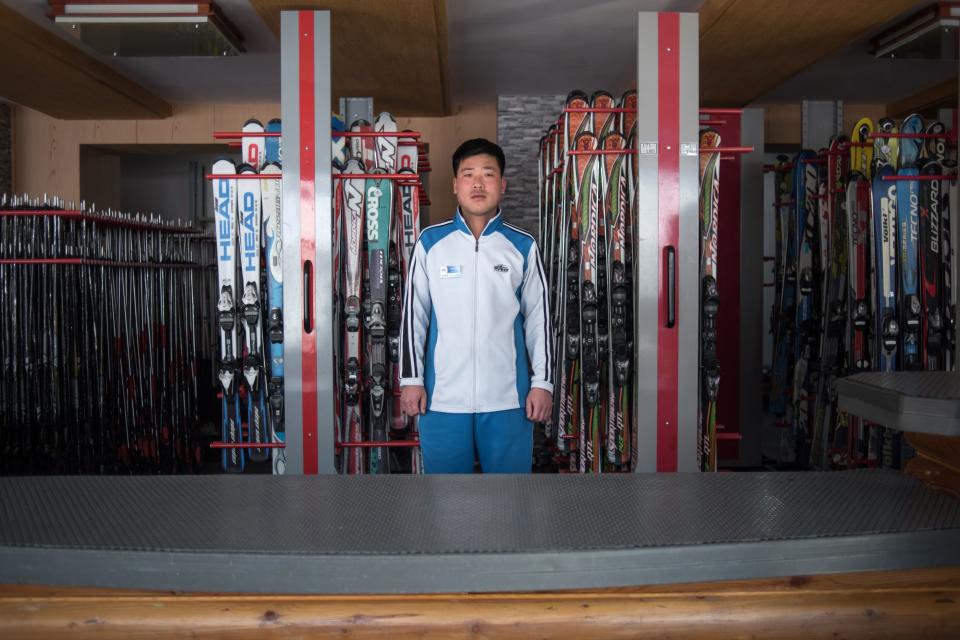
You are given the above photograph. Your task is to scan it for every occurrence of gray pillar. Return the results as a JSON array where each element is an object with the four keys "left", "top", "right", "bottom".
[{"left": 281, "top": 10, "right": 335, "bottom": 474}]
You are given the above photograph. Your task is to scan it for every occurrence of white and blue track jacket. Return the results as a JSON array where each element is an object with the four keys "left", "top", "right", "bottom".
[{"left": 399, "top": 209, "right": 554, "bottom": 413}]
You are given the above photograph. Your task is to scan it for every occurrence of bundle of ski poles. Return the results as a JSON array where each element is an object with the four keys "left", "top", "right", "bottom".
[
  {"left": 538, "top": 90, "right": 637, "bottom": 473},
  {"left": 768, "top": 115, "right": 958, "bottom": 470},
  {"left": 332, "top": 112, "right": 426, "bottom": 474},
  {"left": 210, "top": 118, "right": 285, "bottom": 474},
  {"left": 0, "top": 195, "right": 209, "bottom": 474}
]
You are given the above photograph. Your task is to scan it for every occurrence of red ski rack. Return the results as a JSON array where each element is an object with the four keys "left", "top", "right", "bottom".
[
  {"left": 706, "top": 147, "right": 754, "bottom": 154},
  {"left": 699, "top": 108, "right": 743, "bottom": 114},
  {"left": 566, "top": 149, "right": 635, "bottom": 156},
  {"left": 212, "top": 131, "right": 282, "bottom": 139},
  {"left": 337, "top": 441, "right": 421, "bottom": 449},
  {"left": 213, "top": 129, "right": 431, "bottom": 206},
  {"left": 867, "top": 132, "right": 952, "bottom": 139},
  {"left": 0, "top": 209, "right": 197, "bottom": 233},
  {"left": 210, "top": 442, "right": 286, "bottom": 450},
  {"left": 205, "top": 173, "right": 282, "bottom": 180},
  {"left": 881, "top": 174, "right": 958, "bottom": 181},
  {"left": 0, "top": 258, "right": 200, "bottom": 268}
]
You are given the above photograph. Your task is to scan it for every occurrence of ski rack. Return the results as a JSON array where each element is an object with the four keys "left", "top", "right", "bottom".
[
  {"left": 211, "top": 130, "right": 431, "bottom": 206},
  {"left": 0, "top": 208, "right": 197, "bottom": 233},
  {"left": 0, "top": 203, "right": 210, "bottom": 474},
  {"left": 338, "top": 441, "right": 420, "bottom": 449},
  {"left": 882, "top": 174, "right": 958, "bottom": 181}
]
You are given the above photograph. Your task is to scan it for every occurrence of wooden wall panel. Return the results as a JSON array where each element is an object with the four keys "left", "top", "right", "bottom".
[
  {"left": 398, "top": 102, "right": 496, "bottom": 226},
  {"left": 751, "top": 102, "right": 889, "bottom": 148},
  {"left": 136, "top": 103, "right": 216, "bottom": 145},
  {"left": 79, "top": 146, "right": 122, "bottom": 210},
  {"left": 249, "top": 0, "right": 448, "bottom": 116},
  {"left": 843, "top": 103, "right": 889, "bottom": 134},
  {"left": 13, "top": 102, "right": 493, "bottom": 214},
  {"left": 700, "top": 0, "right": 921, "bottom": 107}
]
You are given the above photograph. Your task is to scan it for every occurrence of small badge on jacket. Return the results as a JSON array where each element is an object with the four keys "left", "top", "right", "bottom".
[{"left": 440, "top": 264, "right": 463, "bottom": 279}]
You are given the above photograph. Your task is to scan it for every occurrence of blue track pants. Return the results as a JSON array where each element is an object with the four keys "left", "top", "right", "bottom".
[{"left": 418, "top": 408, "right": 533, "bottom": 473}]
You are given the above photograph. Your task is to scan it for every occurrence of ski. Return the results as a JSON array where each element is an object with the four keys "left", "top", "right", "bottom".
[
  {"left": 397, "top": 154, "right": 423, "bottom": 473},
  {"left": 790, "top": 149, "right": 819, "bottom": 465},
  {"left": 365, "top": 169, "right": 393, "bottom": 474},
  {"left": 872, "top": 162, "right": 898, "bottom": 372},
  {"left": 553, "top": 90, "right": 590, "bottom": 463},
  {"left": 601, "top": 129, "right": 631, "bottom": 468},
  {"left": 921, "top": 160, "right": 944, "bottom": 371},
  {"left": 575, "top": 130, "right": 602, "bottom": 474},
  {"left": 341, "top": 158, "right": 366, "bottom": 474},
  {"left": 236, "top": 163, "right": 269, "bottom": 462},
  {"left": 897, "top": 114, "right": 924, "bottom": 372},
  {"left": 810, "top": 136, "right": 849, "bottom": 469},
  {"left": 924, "top": 121, "right": 957, "bottom": 371},
  {"left": 262, "top": 118, "right": 285, "bottom": 475},
  {"left": 212, "top": 158, "right": 243, "bottom": 472},
  {"left": 845, "top": 165, "right": 872, "bottom": 466},
  {"left": 769, "top": 156, "right": 797, "bottom": 418},
  {"left": 698, "top": 129, "right": 721, "bottom": 472}
]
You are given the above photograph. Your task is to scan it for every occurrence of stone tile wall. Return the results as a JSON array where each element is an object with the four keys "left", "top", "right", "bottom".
[{"left": 496, "top": 95, "right": 565, "bottom": 239}]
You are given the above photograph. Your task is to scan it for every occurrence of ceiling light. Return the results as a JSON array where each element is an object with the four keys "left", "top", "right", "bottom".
[
  {"left": 872, "top": 1, "right": 960, "bottom": 60},
  {"left": 50, "top": 1, "right": 244, "bottom": 57}
]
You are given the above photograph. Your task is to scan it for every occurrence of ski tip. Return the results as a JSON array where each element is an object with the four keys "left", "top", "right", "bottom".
[
  {"left": 236, "top": 162, "right": 257, "bottom": 174},
  {"left": 261, "top": 161, "right": 282, "bottom": 174},
  {"left": 590, "top": 89, "right": 615, "bottom": 104},
  {"left": 242, "top": 118, "right": 264, "bottom": 129},
  {"left": 349, "top": 118, "right": 371, "bottom": 130},
  {"left": 267, "top": 117, "right": 282, "bottom": 128},
  {"left": 600, "top": 130, "right": 626, "bottom": 147},
  {"left": 212, "top": 157, "right": 238, "bottom": 171},
  {"left": 565, "top": 89, "right": 589, "bottom": 104}
]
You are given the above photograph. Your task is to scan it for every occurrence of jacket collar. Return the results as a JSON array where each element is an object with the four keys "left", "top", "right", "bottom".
[{"left": 454, "top": 207, "right": 503, "bottom": 238}]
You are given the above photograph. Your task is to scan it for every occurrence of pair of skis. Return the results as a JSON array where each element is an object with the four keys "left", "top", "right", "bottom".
[{"left": 211, "top": 117, "right": 284, "bottom": 473}]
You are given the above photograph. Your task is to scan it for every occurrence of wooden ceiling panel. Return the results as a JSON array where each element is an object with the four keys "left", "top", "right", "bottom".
[
  {"left": 250, "top": 0, "right": 448, "bottom": 116},
  {"left": 700, "top": 0, "right": 921, "bottom": 107},
  {"left": 0, "top": 4, "right": 171, "bottom": 120}
]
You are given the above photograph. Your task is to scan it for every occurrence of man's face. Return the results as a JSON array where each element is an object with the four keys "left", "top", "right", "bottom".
[{"left": 453, "top": 153, "right": 506, "bottom": 219}]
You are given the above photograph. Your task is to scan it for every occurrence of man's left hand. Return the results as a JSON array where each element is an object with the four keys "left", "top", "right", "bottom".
[{"left": 526, "top": 388, "right": 553, "bottom": 424}]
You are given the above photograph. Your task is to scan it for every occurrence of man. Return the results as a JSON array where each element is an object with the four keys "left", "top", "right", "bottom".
[{"left": 399, "top": 138, "right": 553, "bottom": 473}]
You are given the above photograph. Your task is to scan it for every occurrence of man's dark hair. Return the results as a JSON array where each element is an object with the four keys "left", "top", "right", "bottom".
[{"left": 452, "top": 138, "right": 505, "bottom": 175}]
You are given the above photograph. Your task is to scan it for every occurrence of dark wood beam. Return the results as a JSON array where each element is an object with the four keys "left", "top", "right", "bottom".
[
  {"left": 887, "top": 77, "right": 957, "bottom": 118},
  {"left": 700, "top": 0, "right": 921, "bottom": 107},
  {"left": 249, "top": 0, "right": 449, "bottom": 116},
  {"left": 0, "top": 4, "right": 171, "bottom": 120}
]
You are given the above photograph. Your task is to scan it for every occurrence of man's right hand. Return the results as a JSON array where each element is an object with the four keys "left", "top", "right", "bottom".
[{"left": 400, "top": 385, "right": 427, "bottom": 416}]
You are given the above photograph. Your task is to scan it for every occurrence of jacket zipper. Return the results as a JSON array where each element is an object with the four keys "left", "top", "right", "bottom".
[{"left": 473, "top": 236, "right": 479, "bottom": 411}]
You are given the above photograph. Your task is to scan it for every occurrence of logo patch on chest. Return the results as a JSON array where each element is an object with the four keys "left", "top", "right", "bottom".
[
  {"left": 440, "top": 264, "right": 462, "bottom": 279},
  {"left": 493, "top": 264, "right": 509, "bottom": 273}
]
